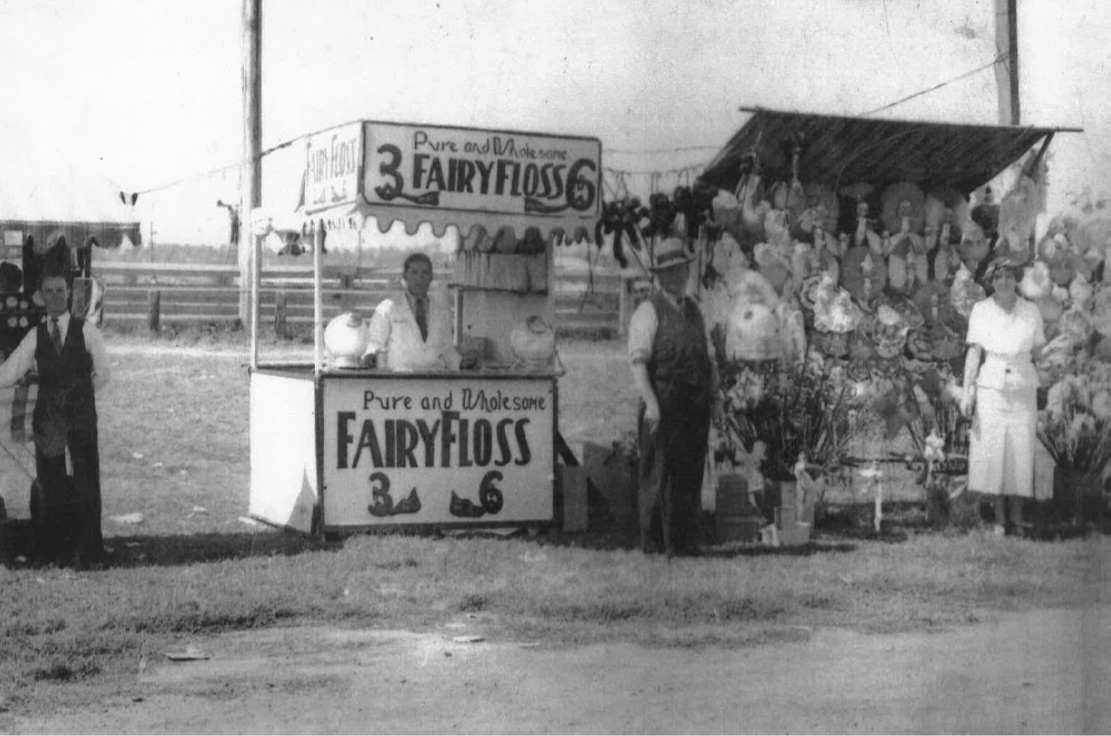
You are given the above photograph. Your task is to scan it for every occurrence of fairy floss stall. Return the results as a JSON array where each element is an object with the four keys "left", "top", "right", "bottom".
[{"left": 248, "top": 121, "right": 600, "bottom": 534}]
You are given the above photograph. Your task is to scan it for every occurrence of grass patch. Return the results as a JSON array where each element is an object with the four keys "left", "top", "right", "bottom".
[
  {"left": 31, "top": 660, "right": 101, "bottom": 683},
  {"left": 0, "top": 336, "right": 1108, "bottom": 714}
]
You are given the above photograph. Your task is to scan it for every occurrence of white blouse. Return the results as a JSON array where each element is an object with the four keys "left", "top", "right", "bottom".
[{"left": 965, "top": 296, "right": 1045, "bottom": 391}]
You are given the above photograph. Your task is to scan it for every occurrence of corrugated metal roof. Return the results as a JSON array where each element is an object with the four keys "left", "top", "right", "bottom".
[{"left": 698, "top": 108, "right": 1073, "bottom": 197}]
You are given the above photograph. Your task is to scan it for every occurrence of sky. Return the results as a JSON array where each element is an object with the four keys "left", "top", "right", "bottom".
[{"left": 1, "top": 0, "right": 1108, "bottom": 245}]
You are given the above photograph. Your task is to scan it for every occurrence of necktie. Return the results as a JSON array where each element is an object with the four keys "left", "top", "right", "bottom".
[
  {"left": 50, "top": 317, "right": 63, "bottom": 354},
  {"left": 414, "top": 297, "right": 429, "bottom": 341}
]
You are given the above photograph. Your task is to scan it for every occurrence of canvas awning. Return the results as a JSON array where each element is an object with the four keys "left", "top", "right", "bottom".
[
  {"left": 272, "top": 120, "right": 601, "bottom": 250},
  {"left": 0, "top": 137, "right": 141, "bottom": 249},
  {"left": 698, "top": 107, "right": 1081, "bottom": 197}
]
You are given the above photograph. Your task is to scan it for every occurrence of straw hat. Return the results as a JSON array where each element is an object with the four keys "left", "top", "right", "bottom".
[{"left": 649, "top": 237, "right": 695, "bottom": 271}]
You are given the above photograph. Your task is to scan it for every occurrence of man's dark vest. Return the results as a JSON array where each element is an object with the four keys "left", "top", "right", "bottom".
[
  {"left": 646, "top": 292, "right": 712, "bottom": 411},
  {"left": 32, "top": 317, "right": 97, "bottom": 457}
]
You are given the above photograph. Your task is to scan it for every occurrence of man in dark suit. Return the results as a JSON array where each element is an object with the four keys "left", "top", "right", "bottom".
[{"left": 0, "top": 266, "right": 111, "bottom": 568}]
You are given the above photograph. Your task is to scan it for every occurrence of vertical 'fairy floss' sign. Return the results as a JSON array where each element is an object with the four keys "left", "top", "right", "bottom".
[{"left": 304, "top": 122, "right": 364, "bottom": 212}]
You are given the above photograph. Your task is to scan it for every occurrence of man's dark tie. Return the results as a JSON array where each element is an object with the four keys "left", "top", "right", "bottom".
[
  {"left": 414, "top": 297, "right": 429, "bottom": 341},
  {"left": 50, "top": 317, "right": 63, "bottom": 354}
]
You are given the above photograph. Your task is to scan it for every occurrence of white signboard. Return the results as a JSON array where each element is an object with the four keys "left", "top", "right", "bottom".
[
  {"left": 361, "top": 121, "right": 601, "bottom": 221},
  {"left": 304, "top": 122, "right": 364, "bottom": 212},
  {"left": 321, "top": 376, "right": 555, "bottom": 527}
]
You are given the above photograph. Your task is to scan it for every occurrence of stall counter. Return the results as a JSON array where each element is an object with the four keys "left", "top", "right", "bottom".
[{"left": 248, "top": 363, "right": 557, "bottom": 534}]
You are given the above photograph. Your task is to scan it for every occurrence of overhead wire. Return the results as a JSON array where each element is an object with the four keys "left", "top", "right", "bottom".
[
  {"left": 859, "top": 52, "right": 1008, "bottom": 117},
  {"left": 127, "top": 138, "right": 716, "bottom": 201},
  {"left": 605, "top": 144, "right": 721, "bottom": 155},
  {"left": 128, "top": 137, "right": 300, "bottom": 198},
  {"left": 126, "top": 52, "right": 1011, "bottom": 202}
]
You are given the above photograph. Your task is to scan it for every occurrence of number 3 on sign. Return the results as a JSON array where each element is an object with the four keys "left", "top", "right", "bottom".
[
  {"left": 367, "top": 471, "right": 422, "bottom": 518},
  {"left": 374, "top": 144, "right": 403, "bottom": 196}
]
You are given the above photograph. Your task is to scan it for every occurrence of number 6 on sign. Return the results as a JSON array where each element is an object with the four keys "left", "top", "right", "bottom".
[
  {"left": 449, "top": 470, "right": 505, "bottom": 518},
  {"left": 479, "top": 470, "right": 504, "bottom": 514}
]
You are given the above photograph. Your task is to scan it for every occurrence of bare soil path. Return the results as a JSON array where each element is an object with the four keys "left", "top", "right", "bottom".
[{"left": 11, "top": 603, "right": 1109, "bottom": 734}]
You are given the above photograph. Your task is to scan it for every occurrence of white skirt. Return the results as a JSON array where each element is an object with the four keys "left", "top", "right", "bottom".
[{"left": 967, "top": 385, "right": 1037, "bottom": 497}]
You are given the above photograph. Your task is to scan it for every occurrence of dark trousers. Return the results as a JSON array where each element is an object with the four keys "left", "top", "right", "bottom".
[
  {"left": 638, "top": 403, "right": 710, "bottom": 555},
  {"left": 32, "top": 430, "right": 103, "bottom": 565}
]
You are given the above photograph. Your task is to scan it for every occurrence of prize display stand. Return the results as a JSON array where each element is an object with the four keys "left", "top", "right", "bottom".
[{"left": 693, "top": 109, "right": 1086, "bottom": 532}]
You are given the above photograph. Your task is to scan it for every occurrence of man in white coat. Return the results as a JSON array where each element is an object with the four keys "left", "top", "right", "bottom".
[{"left": 365, "top": 253, "right": 461, "bottom": 371}]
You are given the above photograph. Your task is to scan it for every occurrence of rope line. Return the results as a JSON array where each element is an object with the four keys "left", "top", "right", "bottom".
[
  {"left": 859, "top": 52, "right": 1008, "bottom": 117},
  {"left": 605, "top": 145, "right": 722, "bottom": 155},
  {"left": 130, "top": 138, "right": 299, "bottom": 197},
  {"left": 126, "top": 54, "right": 1006, "bottom": 200}
]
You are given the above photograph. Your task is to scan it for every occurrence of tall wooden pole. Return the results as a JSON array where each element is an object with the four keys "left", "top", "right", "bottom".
[
  {"left": 240, "top": 0, "right": 262, "bottom": 343},
  {"left": 994, "top": 0, "right": 1020, "bottom": 125}
]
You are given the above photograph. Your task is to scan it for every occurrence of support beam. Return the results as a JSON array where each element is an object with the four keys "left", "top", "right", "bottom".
[{"left": 239, "top": 0, "right": 262, "bottom": 326}]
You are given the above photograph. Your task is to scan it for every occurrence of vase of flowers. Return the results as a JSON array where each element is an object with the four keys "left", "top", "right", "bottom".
[
  {"left": 714, "top": 348, "right": 862, "bottom": 520},
  {"left": 1038, "top": 368, "right": 1111, "bottom": 523}
]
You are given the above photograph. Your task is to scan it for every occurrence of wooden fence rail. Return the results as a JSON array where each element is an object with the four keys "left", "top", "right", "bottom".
[{"left": 93, "top": 262, "right": 647, "bottom": 337}]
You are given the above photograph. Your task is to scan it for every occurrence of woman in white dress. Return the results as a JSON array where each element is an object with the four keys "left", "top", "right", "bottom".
[{"left": 960, "top": 253, "right": 1046, "bottom": 535}]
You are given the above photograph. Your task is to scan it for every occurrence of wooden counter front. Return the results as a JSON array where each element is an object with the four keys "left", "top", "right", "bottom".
[{"left": 248, "top": 366, "right": 556, "bottom": 533}]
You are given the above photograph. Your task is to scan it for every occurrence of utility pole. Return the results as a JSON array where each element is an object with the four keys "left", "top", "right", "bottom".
[
  {"left": 239, "top": 0, "right": 262, "bottom": 326},
  {"left": 994, "top": 0, "right": 1020, "bottom": 125}
]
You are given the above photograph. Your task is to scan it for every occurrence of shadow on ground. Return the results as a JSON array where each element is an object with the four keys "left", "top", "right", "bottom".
[
  {"left": 3, "top": 498, "right": 1102, "bottom": 570},
  {"left": 1, "top": 522, "right": 341, "bottom": 569}
]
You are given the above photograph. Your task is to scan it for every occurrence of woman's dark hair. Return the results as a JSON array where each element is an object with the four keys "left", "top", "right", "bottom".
[
  {"left": 989, "top": 263, "right": 1026, "bottom": 282},
  {"left": 983, "top": 262, "right": 1026, "bottom": 294}
]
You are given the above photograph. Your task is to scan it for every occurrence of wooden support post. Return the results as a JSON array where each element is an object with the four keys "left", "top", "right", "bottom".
[
  {"left": 147, "top": 290, "right": 161, "bottom": 332},
  {"left": 274, "top": 291, "right": 288, "bottom": 340},
  {"left": 239, "top": 0, "right": 262, "bottom": 325},
  {"left": 338, "top": 272, "right": 356, "bottom": 313},
  {"left": 313, "top": 227, "right": 325, "bottom": 373},
  {"left": 994, "top": 0, "right": 1021, "bottom": 125},
  {"left": 617, "top": 275, "right": 633, "bottom": 338}
]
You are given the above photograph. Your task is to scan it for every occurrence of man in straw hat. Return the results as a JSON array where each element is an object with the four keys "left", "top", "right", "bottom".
[
  {"left": 961, "top": 250, "right": 1045, "bottom": 536},
  {"left": 627, "top": 237, "right": 719, "bottom": 556}
]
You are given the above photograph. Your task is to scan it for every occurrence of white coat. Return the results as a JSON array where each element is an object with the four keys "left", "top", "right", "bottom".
[{"left": 366, "top": 289, "right": 460, "bottom": 371}]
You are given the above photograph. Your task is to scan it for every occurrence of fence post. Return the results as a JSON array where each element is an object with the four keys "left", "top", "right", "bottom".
[
  {"left": 617, "top": 275, "right": 632, "bottom": 338},
  {"left": 339, "top": 272, "right": 356, "bottom": 313},
  {"left": 274, "top": 291, "right": 288, "bottom": 340},
  {"left": 147, "top": 290, "right": 161, "bottom": 332}
]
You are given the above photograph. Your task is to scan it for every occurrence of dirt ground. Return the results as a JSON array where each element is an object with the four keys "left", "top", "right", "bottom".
[{"left": 8, "top": 602, "right": 1109, "bottom": 735}]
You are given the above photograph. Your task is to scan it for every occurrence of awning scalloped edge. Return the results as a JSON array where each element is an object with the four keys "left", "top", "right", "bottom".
[{"left": 293, "top": 205, "right": 595, "bottom": 248}]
